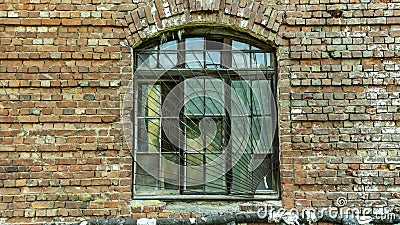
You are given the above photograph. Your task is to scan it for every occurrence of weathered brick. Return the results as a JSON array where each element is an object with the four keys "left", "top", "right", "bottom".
[{"left": 0, "top": 0, "right": 399, "bottom": 224}]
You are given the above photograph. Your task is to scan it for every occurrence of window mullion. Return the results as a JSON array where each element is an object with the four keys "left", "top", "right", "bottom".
[
  {"left": 225, "top": 76, "right": 232, "bottom": 195},
  {"left": 179, "top": 75, "right": 185, "bottom": 194}
]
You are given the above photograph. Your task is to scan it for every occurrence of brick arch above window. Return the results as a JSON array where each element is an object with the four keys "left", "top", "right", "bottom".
[{"left": 121, "top": 0, "right": 285, "bottom": 48}]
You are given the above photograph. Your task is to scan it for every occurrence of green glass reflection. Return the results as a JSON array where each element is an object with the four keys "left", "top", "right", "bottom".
[
  {"left": 231, "top": 153, "right": 252, "bottom": 193},
  {"left": 204, "top": 79, "right": 225, "bottom": 115},
  {"left": 252, "top": 80, "right": 271, "bottom": 115},
  {"left": 252, "top": 116, "right": 273, "bottom": 154},
  {"left": 184, "top": 79, "right": 204, "bottom": 115},
  {"left": 231, "top": 80, "right": 251, "bottom": 116},
  {"left": 205, "top": 154, "right": 226, "bottom": 193}
]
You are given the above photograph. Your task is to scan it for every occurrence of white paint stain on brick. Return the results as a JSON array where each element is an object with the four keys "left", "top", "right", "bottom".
[
  {"left": 382, "top": 127, "right": 400, "bottom": 134},
  {"left": 97, "top": 5, "right": 111, "bottom": 11},
  {"left": 8, "top": 11, "right": 19, "bottom": 17},
  {"left": 137, "top": 218, "right": 156, "bottom": 225},
  {"left": 291, "top": 108, "right": 303, "bottom": 114},
  {"left": 240, "top": 20, "right": 248, "bottom": 28},
  {"left": 164, "top": 7, "right": 172, "bottom": 17},
  {"left": 39, "top": 11, "right": 49, "bottom": 17},
  {"left": 151, "top": 5, "right": 157, "bottom": 14}
]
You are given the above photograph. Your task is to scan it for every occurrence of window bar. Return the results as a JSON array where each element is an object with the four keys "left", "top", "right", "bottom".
[
  {"left": 189, "top": 49, "right": 257, "bottom": 194},
  {"left": 225, "top": 76, "right": 232, "bottom": 194}
]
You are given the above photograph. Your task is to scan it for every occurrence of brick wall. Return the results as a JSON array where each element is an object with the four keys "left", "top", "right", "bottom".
[{"left": 0, "top": 0, "right": 399, "bottom": 224}]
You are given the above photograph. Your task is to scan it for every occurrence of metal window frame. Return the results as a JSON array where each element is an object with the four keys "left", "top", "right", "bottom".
[{"left": 132, "top": 34, "right": 280, "bottom": 200}]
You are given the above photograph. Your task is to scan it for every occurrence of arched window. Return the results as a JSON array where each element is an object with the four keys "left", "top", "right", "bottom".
[{"left": 132, "top": 29, "right": 279, "bottom": 198}]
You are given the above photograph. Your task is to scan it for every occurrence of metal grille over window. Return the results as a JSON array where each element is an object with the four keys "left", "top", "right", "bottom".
[{"left": 125, "top": 35, "right": 279, "bottom": 197}]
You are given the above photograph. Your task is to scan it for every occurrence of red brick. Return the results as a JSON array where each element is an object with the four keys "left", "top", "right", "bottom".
[
  {"left": 61, "top": 19, "right": 82, "bottom": 26},
  {"left": 0, "top": 18, "right": 20, "bottom": 25},
  {"left": 132, "top": 213, "right": 147, "bottom": 218},
  {"left": 21, "top": 19, "right": 42, "bottom": 25}
]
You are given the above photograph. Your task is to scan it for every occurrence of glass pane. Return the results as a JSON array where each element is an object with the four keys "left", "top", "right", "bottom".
[
  {"left": 186, "top": 38, "right": 204, "bottom": 50},
  {"left": 205, "top": 119, "right": 223, "bottom": 153},
  {"left": 204, "top": 79, "right": 225, "bottom": 115},
  {"left": 254, "top": 157, "right": 273, "bottom": 191},
  {"left": 161, "top": 118, "right": 181, "bottom": 153},
  {"left": 256, "top": 176, "right": 272, "bottom": 190},
  {"left": 231, "top": 153, "right": 252, "bottom": 193},
  {"left": 135, "top": 154, "right": 159, "bottom": 190},
  {"left": 137, "top": 52, "right": 157, "bottom": 68},
  {"left": 252, "top": 80, "right": 271, "bottom": 115},
  {"left": 252, "top": 116, "right": 274, "bottom": 154},
  {"left": 266, "top": 53, "right": 272, "bottom": 68},
  {"left": 230, "top": 116, "right": 251, "bottom": 147},
  {"left": 186, "top": 153, "right": 204, "bottom": 190},
  {"left": 205, "top": 154, "right": 226, "bottom": 193},
  {"left": 161, "top": 82, "right": 182, "bottom": 117},
  {"left": 160, "top": 153, "right": 180, "bottom": 189},
  {"left": 159, "top": 52, "right": 178, "bottom": 68},
  {"left": 205, "top": 97, "right": 224, "bottom": 115},
  {"left": 205, "top": 40, "right": 223, "bottom": 68},
  {"left": 186, "top": 52, "right": 204, "bottom": 68},
  {"left": 160, "top": 40, "right": 177, "bottom": 50},
  {"left": 252, "top": 53, "right": 266, "bottom": 69},
  {"left": 232, "top": 40, "right": 250, "bottom": 50},
  {"left": 139, "top": 84, "right": 161, "bottom": 117},
  {"left": 230, "top": 116, "right": 251, "bottom": 162},
  {"left": 185, "top": 96, "right": 204, "bottom": 116},
  {"left": 184, "top": 79, "right": 204, "bottom": 115},
  {"left": 185, "top": 119, "right": 203, "bottom": 152},
  {"left": 205, "top": 51, "right": 220, "bottom": 68},
  {"left": 231, "top": 80, "right": 251, "bottom": 116},
  {"left": 232, "top": 52, "right": 249, "bottom": 68},
  {"left": 186, "top": 38, "right": 204, "bottom": 68},
  {"left": 137, "top": 118, "right": 160, "bottom": 152}
]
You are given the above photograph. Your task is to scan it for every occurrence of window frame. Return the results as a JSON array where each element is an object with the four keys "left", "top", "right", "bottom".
[{"left": 131, "top": 31, "right": 280, "bottom": 200}]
